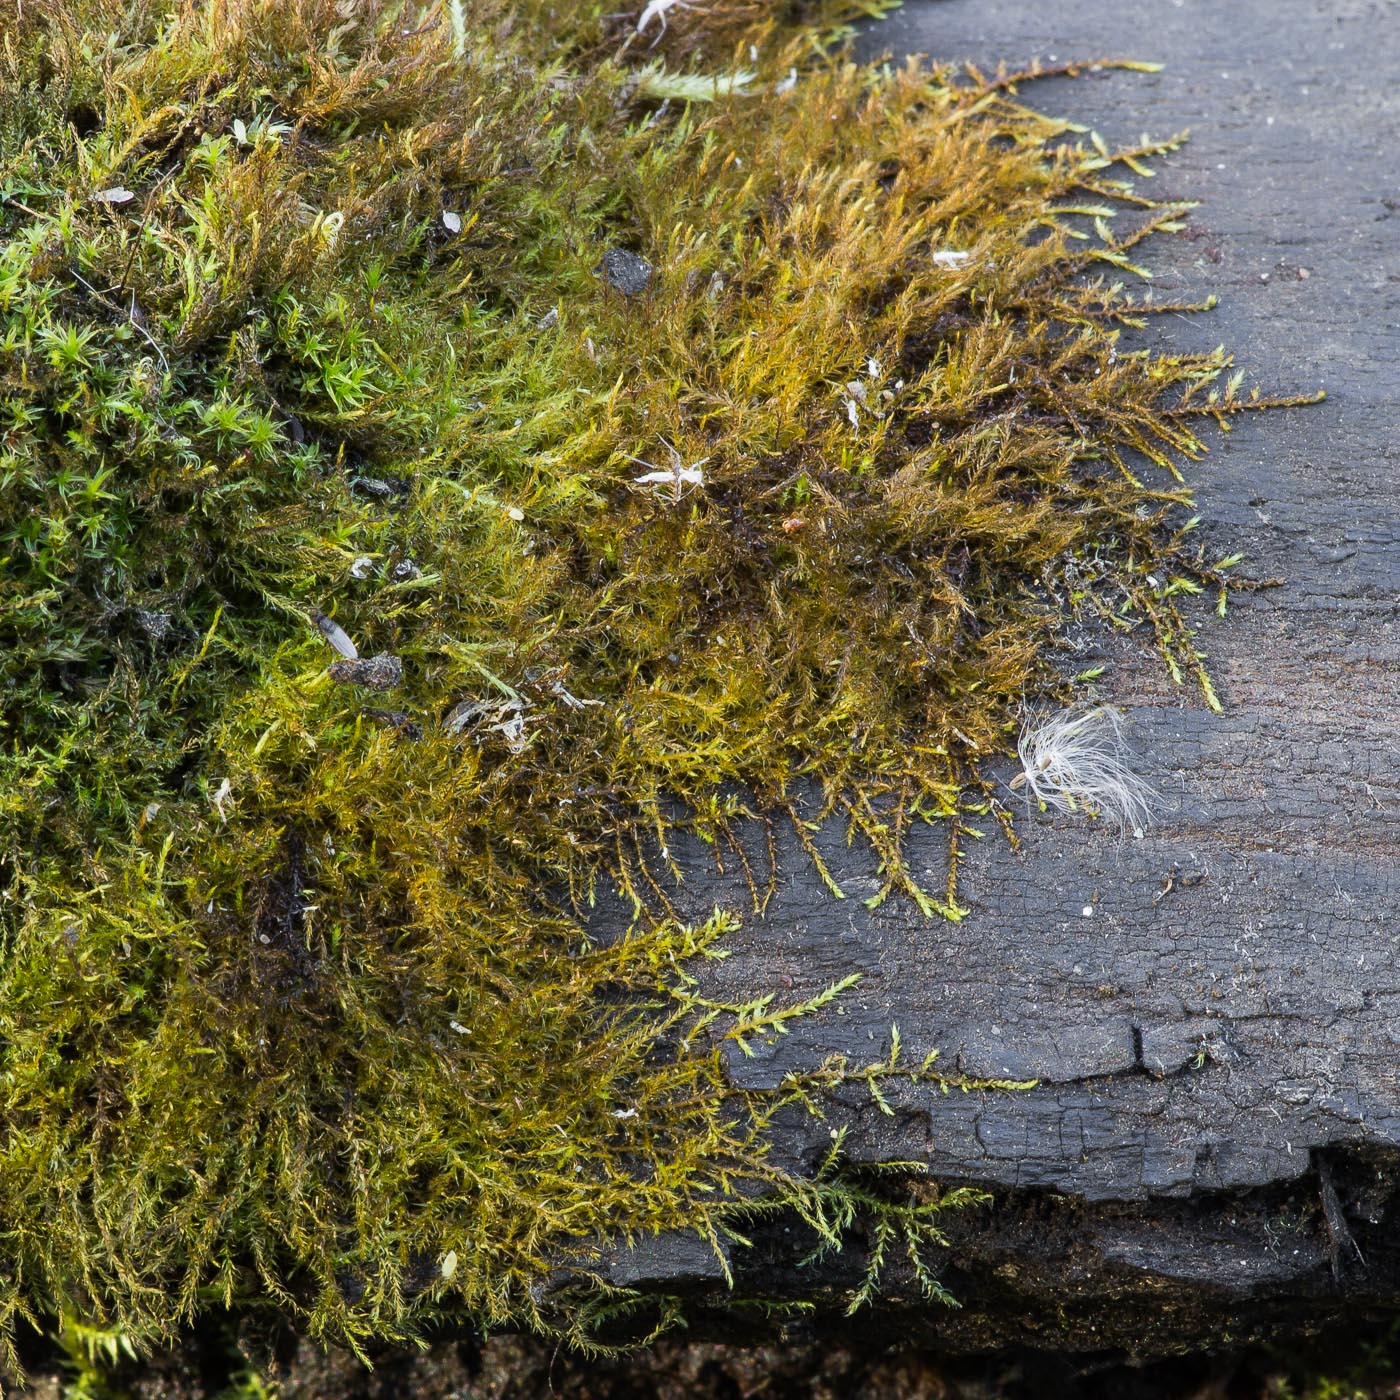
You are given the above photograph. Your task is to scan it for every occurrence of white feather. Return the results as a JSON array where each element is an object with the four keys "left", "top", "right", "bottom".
[{"left": 1011, "top": 705, "right": 1158, "bottom": 836}]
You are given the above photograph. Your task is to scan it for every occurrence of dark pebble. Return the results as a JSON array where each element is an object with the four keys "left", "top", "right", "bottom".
[
  {"left": 594, "top": 247, "right": 653, "bottom": 297},
  {"left": 363, "top": 707, "right": 422, "bottom": 739},
  {"left": 328, "top": 653, "right": 403, "bottom": 690}
]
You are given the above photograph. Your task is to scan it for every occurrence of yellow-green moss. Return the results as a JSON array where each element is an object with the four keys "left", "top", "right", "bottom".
[{"left": 0, "top": 0, "right": 1313, "bottom": 1368}]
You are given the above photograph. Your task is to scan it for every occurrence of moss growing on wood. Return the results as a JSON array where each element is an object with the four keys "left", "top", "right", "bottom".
[{"left": 0, "top": 0, "right": 1314, "bottom": 1367}]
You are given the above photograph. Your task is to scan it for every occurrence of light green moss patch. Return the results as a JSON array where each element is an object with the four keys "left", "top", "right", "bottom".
[{"left": 0, "top": 0, "right": 1312, "bottom": 1365}]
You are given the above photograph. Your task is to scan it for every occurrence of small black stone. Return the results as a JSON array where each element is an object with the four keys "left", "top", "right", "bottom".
[
  {"left": 133, "top": 608, "right": 173, "bottom": 639},
  {"left": 328, "top": 653, "right": 403, "bottom": 691},
  {"left": 594, "top": 246, "right": 653, "bottom": 297},
  {"left": 363, "top": 707, "right": 422, "bottom": 740},
  {"left": 350, "top": 475, "right": 410, "bottom": 504}
]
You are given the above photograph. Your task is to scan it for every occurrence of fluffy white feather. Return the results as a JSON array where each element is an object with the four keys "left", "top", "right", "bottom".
[{"left": 1011, "top": 705, "right": 1157, "bottom": 836}]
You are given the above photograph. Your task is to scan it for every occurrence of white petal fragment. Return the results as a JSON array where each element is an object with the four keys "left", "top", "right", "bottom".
[{"left": 634, "top": 467, "right": 705, "bottom": 487}]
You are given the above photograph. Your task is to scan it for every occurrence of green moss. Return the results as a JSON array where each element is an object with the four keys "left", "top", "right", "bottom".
[{"left": 0, "top": 0, "right": 1313, "bottom": 1369}]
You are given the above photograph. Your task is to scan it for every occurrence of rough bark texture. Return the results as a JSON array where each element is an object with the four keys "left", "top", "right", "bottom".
[{"left": 586, "top": 0, "right": 1400, "bottom": 1356}]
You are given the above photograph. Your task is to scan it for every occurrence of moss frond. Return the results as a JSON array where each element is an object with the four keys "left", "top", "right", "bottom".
[{"left": 0, "top": 0, "right": 1307, "bottom": 1364}]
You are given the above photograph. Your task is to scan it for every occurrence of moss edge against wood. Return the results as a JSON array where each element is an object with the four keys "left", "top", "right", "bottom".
[{"left": 0, "top": 0, "right": 1316, "bottom": 1369}]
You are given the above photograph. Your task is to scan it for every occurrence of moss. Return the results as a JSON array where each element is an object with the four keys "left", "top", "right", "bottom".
[{"left": 0, "top": 0, "right": 1313, "bottom": 1370}]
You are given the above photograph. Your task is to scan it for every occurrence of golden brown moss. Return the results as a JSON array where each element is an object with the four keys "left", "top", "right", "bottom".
[{"left": 0, "top": 0, "right": 1314, "bottom": 1365}]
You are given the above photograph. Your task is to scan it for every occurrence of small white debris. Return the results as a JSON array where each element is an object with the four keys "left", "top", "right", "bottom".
[
  {"left": 867, "top": 356, "right": 882, "bottom": 378},
  {"left": 442, "top": 210, "right": 462, "bottom": 233},
  {"left": 350, "top": 556, "right": 374, "bottom": 580},
  {"left": 93, "top": 187, "right": 135, "bottom": 205},
  {"left": 845, "top": 380, "right": 868, "bottom": 406},
  {"left": 634, "top": 466, "right": 705, "bottom": 488},
  {"left": 631, "top": 438, "right": 708, "bottom": 499},
  {"left": 536, "top": 306, "right": 559, "bottom": 330},
  {"left": 932, "top": 249, "right": 972, "bottom": 269},
  {"left": 444, "top": 700, "right": 486, "bottom": 735},
  {"left": 1082, "top": 906, "right": 1094, "bottom": 918},
  {"left": 611, "top": 1108, "right": 638, "bottom": 1120},
  {"left": 440, "top": 1250, "right": 458, "bottom": 1280},
  {"left": 506, "top": 506, "right": 525, "bottom": 522},
  {"left": 312, "top": 610, "right": 358, "bottom": 659},
  {"left": 636, "top": 0, "right": 692, "bottom": 42},
  {"left": 846, "top": 397, "right": 860, "bottom": 429},
  {"left": 549, "top": 679, "right": 602, "bottom": 709},
  {"left": 776, "top": 67, "right": 798, "bottom": 95},
  {"left": 210, "top": 778, "right": 232, "bottom": 820},
  {"left": 444, "top": 696, "right": 531, "bottom": 751},
  {"left": 497, "top": 709, "right": 527, "bottom": 751},
  {"left": 449, "top": 1021, "right": 470, "bottom": 1035}
]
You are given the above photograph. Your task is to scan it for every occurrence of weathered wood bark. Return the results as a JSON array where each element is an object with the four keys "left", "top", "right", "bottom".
[{"left": 588, "top": 0, "right": 1400, "bottom": 1355}]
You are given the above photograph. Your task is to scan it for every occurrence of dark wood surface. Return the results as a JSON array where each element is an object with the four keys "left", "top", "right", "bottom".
[{"left": 595, "top": 0, "right": 1400, "bottom": 1348}]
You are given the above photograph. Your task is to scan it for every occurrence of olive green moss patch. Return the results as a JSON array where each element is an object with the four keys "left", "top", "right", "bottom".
[{"left": 0, "top": 0, "right": 1315, "bottom": 1366}]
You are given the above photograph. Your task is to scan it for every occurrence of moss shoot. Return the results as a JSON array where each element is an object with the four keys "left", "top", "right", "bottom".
[{"left": 0, "top": 0, "right": 1314, "bottom": 1368}]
